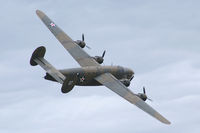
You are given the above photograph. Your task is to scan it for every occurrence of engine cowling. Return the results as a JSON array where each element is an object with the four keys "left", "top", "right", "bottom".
[
  {"left": 120, "top": 79, "right": 130, "bottom": 87},
  {"left": 136, "top": 93, "right": 147, "bottom": 101},
  {"left": 136, "top": 87, "right": 152, "bottom": 102},
  {"left": 74, "top": 40, "right": 86, "bottom": 48},
  {"left": 92, "top": 50, "right": 106, "bottom": 64},
  {"left": 93, "top": 56, "right": 104, "bottom": 64}
]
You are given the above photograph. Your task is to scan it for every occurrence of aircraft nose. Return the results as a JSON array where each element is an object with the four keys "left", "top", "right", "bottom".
[{"left": 124, "top": 68, "right": 134, "bottom": 78}]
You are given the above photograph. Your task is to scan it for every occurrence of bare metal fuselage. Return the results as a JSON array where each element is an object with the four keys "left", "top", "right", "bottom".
[{"left": 45, "top": 66, "right": 134, "bottom": 86}]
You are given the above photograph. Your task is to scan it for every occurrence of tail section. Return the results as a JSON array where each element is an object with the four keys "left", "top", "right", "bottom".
[
  {"left": 30, "top": 46, "right": 65, "bottom": 84},
  {"left": 30, "top": 46, "right": 77, "bottom": 93},
  {"left": 30, "top": 46, "right": 46, "bottom": 66}
]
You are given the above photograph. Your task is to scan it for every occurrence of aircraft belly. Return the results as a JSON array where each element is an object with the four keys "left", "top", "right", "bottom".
[{"left": 76, "top": 79, "right": 102, "bottom": 86}]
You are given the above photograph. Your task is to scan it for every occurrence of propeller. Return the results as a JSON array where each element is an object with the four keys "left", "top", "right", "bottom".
[
  {"left": 75, "top": 34, "right": 91, "bottom": 49},
  {"left": 82, "top": 33, "right": 84, "bottom": 41},
  {"left": 82, "top": 33, "right": 91, "bottom": 49},
  {"left": 102, "top": 50, "right": 106, "bottom": 58},
  {"left": 85, "top": 45, "right": 91, "bottom": 49},
  {"left": 143, "top": 86, "right": 146, "bottom": 94},
  {"left": 137, "top": 86, "right": 153, "bottom": 102},
  {"left": 130, "top": 76, "right": 134, "bottom": 81},
  {"left": 120, "top": 75, "right": 134, "bottom": 87},
  {"left": 143, "top": 86, "right": 153, "bottom": 101},
  {"left": 93, "top": 50, "right": 106, "bottom": 64}
]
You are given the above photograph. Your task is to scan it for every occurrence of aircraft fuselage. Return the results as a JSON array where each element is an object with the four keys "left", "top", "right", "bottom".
[{"left": 44, "top": 66, "right": 134, "bottom": 86}]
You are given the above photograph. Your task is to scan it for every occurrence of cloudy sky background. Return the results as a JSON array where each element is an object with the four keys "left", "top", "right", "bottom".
[{"left": 0, "top": 0, "right": 200, "bottom": 132}]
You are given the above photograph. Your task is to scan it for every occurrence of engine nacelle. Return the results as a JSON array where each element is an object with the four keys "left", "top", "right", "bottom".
[
  {"left": 93, "top": 56, "right": 104, "bottom": 64},
  {"left": 74, "top": 40, "right": 86, "bottom": 48},
  {"left": 120, "top": 79, "right": 130, "bottom": 87}
]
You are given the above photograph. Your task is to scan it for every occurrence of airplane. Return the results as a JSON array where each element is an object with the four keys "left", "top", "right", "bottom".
[{"left": 30, "top": 10, "right": 171, "bottom": 124}]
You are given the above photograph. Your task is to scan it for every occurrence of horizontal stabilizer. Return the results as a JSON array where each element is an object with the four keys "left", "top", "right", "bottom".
[{"left": 30, "top": 46, "right": 66, "bottom": 84}]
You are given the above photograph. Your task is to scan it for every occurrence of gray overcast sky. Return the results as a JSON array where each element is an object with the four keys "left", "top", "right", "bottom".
[{"left": 0, "top": 0, "right": 200, "bottom": 133}]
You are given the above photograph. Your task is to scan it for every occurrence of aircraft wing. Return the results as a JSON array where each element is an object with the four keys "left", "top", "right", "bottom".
[
  {"left": 95, "top": 73, "right": 171, "bottom": 124},
  {"left": 36, "top": 10, "right": 100, "bottom": 67}
]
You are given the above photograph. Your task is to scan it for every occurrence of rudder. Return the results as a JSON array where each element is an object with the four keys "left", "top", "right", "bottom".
[{"left": 30, "top": 46, "right": 46, "bottom": 66}]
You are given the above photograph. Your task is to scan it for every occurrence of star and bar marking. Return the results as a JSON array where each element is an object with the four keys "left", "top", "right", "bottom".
[{"left": 50, "top": 22, "right": 56, "bottom": 27}]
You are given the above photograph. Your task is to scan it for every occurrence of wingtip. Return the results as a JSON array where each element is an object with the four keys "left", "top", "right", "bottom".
[
  {"left": 164, "top": 120, "right": 171, "bottom": 125},
  {"left": 36, "top": 9, "right": 40, "bottom": 14},
  {"left": 155, "top": 112, "right": 171, "bottom": 125},
  {"left": 162, "top": 119, "right": 171, "bottom": 125},
  {"left": 36, "top": 9, "right": 45, "bottom": 18}
]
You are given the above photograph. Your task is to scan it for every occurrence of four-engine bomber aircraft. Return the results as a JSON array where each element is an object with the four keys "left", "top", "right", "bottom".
[{"left": 30, "top": 10, "right": 170, "bottom": 124}]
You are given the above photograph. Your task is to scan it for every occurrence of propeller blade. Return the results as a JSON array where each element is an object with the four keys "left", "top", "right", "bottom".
[
  {"left": 143, "top": 86, "right": 153, "bottom": 102},
  {"left": 102, "top": 50, "right": 106, "bottom": 58},
  {"left": 82, "top": 33, "right": 84, "bottom": 41},
  {"left": 147, "top": 98, "right": 153, "bottom": 102},
  {"left": 143, "top": 86, "right": 146, "bottom": 94},
  {"left": 130, "top": 76, "right": 134, "bottom": 81},
  {"left": 81, "top": 33, "right": 91, "bottom": 49},
  {"left": 85, "top": 45, "right": 91, "bottom": 49}
]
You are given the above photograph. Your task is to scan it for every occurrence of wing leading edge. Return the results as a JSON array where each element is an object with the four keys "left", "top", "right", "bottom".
[
  {"left": 95, "top": 73, "right": 171, "bottom": 124},
  {"left": 36, "top": 10, "right": 100, "bottom": 67}
]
